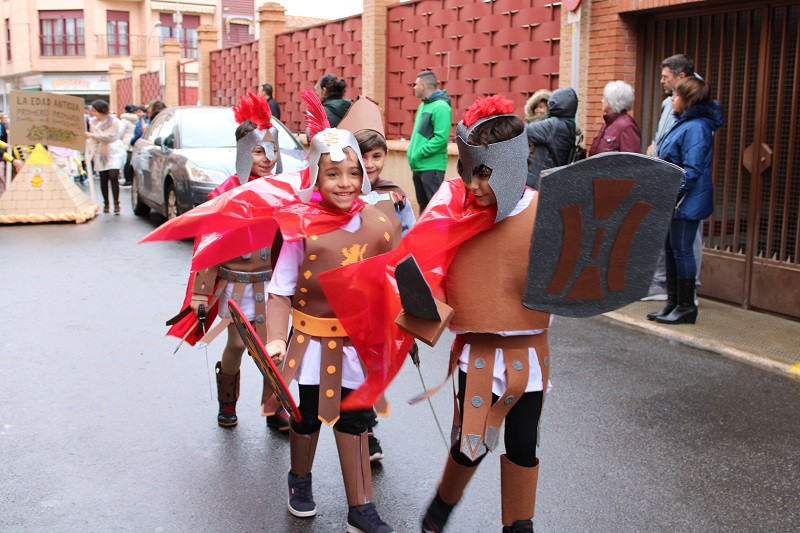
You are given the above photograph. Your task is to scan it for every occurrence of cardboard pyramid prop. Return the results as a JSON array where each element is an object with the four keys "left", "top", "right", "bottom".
[{"left": 0, "top": 144, "right": 99, "bottom": 224}]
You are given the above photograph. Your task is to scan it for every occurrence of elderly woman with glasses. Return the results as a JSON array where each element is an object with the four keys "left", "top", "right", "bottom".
[{"left": 588, "top": 80, "right": 642, "bottom": 156}]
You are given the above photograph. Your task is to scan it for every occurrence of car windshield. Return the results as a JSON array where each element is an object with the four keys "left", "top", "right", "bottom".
[
  {"left": 180, "top": 110, "right": 238, "bottom": 148},
  {"left": 179, "top": 108, "right": 304, "bottom": 151}
]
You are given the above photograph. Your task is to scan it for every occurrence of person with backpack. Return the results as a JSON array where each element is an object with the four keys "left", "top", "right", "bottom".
[{"left": 525, "top": 87, "right": 579, "bottom": 189}]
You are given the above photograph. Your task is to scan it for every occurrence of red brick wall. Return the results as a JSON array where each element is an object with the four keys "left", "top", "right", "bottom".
[
  {"left": 209, "top": 40, "right": 260, "bottom": 106},
  {"left": 116, "top": 77, "right": 133, "bottom": 116},
  {"left": 141, "top": 71, "right": 162, "bottom": 104},
  {"left": 274, "top": 15, "right": 363, "bottom": 133},
  {"left": 385, "top": 0, "right": 561, "bottom": 139}
]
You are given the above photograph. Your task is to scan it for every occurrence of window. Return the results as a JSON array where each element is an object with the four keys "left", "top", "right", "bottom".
[
  {"left": 5, "top": 19, "right": 10, "bottom": 61},
  {"left": 159, "top": 13, "right": 199, "bottom": 59},
  {"left": 39, "top": 10, "right": 84, "bottom": 57},
  {"left": 107, "top": 11, "right": 129, "bottom": 56}
]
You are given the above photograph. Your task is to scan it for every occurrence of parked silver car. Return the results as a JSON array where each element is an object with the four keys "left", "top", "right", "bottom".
[{"left": 131, "top": 105, "right": 307, "bottom": 219}]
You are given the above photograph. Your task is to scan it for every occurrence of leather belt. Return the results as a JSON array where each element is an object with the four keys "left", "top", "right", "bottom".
[
  {"left": 218, "top": 267, "right": 271, "bottom": 283},
  {"left": 292, "top": 308, "right": 347, "bottom": 337}
]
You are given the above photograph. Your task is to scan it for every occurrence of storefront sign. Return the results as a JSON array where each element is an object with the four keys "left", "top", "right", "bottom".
[
  {"left": 9, "top": 91, "right": 86, "bottom": 151},
  {"left": 42, "top": 74, "right": 110, "bottom": 94}
]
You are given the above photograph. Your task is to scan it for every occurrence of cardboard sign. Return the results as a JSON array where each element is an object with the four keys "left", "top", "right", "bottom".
[{"left": 9, "top": 91, "right": 86, "bottom": 151}]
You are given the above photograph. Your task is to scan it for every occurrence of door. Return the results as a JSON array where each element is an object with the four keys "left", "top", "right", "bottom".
[{"left": 638, "top": 2, "right": 800, "bottom": 319}]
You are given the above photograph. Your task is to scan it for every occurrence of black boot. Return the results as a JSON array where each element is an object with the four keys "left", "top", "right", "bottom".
[
  {"left": 421, "top": 493, "right": 455, "bottom": 533},
  {"left": 503, "top": 520, "right": 533, "bottom": 533},
  {"left": 656, "top": 278, "right": 697, "bottom": 324},
  {"left": 647, "top": 271, "right": 677, "bottom": 321}
]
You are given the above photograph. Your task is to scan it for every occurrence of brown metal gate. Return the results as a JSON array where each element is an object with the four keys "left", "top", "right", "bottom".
[{"left": 638, "top": 2, "right": 800, "bottom": 319}]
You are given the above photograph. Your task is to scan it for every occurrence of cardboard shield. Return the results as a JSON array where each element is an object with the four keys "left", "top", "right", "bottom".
[
  {"left": 524, "top": 152, "right": 684, "bottom": 317},
  {"left": 227, "top": 299, "right": 301, "bottom": 421}
]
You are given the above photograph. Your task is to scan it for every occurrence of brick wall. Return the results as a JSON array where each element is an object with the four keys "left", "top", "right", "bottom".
[
  {"left": 117, "top": 77, "right": 133, "bottom": 115},
  {"left": 209, "top": 40, "right": 260, "bottom": 106},
  {"left": 274, "top": 16, "right": 363, "bottom": 132},
  {"left": 141, "top": 71, "right": 162, "bottom": 104},
  {"left": 385, "top": 0, "right": 561, "bottom": 139}
]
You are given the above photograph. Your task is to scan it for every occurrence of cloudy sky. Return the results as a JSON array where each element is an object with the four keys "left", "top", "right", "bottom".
[{"left": 271, "top": 0, "right": 364, "bottom": 20}]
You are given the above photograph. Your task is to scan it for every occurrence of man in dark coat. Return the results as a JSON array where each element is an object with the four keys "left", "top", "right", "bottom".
[{"left": 525, "top": 87, "right": 578, "bottom": 189}]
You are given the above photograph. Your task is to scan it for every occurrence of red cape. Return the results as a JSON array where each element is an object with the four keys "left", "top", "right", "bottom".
[{"left": 318, "top": 179, "right": 500, "bottom": 410}]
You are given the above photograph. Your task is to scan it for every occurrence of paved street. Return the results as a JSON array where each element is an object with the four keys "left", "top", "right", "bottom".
[{"left": 2, "top": 188, "right": 799, "bottom": 532}]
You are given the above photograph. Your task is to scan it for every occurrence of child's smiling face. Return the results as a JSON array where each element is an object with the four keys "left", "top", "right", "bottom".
[
  {"left": 362, "top": 147, "right": 386, "bottom": 185},
  {"left": 316, "top": 148, "right": 363, "bottom": 211},
  {"left": 250, "top": 143, "right": 277, "bottom": 177}
]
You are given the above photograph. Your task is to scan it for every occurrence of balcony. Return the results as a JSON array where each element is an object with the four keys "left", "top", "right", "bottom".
[{"left": 95, "top": 34, "right": 198, "bottom": 58}]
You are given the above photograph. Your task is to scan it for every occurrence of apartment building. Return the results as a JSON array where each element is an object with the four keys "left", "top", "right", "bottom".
[{"left": 0, "top": 0, "right": 257, "bottom": 109}]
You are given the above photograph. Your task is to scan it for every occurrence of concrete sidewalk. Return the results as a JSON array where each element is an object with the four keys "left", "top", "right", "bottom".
[{"left": 601, "top": 298, "right": 800, "bottom": 380}]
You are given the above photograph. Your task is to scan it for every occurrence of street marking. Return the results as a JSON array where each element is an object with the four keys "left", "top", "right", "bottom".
[{"left": 790, "top": 363, "right": 800, "bottom": 378}]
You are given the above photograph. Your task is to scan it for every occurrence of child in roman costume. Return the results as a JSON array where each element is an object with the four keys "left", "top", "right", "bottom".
[
  {"left": 337, "top": 95, "right": 417, "bottom": 462},
  {"left": 173, "top": 92, "right": 293, "bottom": 430},
  {"left": 262, "top": 90, "right": 395, "bottom": 533}
]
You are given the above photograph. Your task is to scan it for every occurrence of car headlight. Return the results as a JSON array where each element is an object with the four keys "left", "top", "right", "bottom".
[{"left": 186, "top": 161, "right": 227, "bottom": 184}]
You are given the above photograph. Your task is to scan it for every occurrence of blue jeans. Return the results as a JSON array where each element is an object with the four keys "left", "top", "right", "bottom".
[{"left": 665, "top": 219, "right": 700, "bottom": 279}]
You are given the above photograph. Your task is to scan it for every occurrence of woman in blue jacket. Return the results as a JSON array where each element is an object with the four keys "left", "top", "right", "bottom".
[{"left": 648, "top": 77, "right": 722, "bottom": 325}]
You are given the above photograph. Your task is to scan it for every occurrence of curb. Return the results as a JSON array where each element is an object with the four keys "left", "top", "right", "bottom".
[{"left": 600, "top": 310, "right": 800, "bottom": 381}]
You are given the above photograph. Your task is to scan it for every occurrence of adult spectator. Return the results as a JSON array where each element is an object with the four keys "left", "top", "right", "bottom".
[
  {"left": 85, "top": 100, "right": 126, "bottom": 214},
  {"left": 0, "top": 113, "right": 9, "bottom": 143},
  {"left": 118, "top": 105, "right": 138, "bottom": 186},
  {"left": 314, "top": 74, "right": 351, "bottom": 127},
  {"left": 642, "top": 54, "right": 704, "bottom": 302},
  {"left": 149, "top": 100, "right": 166, "bottom": 123},
  {"left": 588, "top": 80, "right": 641, "bottom": 156},
  {"left": 647, "top": 77, "right": 722, "bottom": 325},
  {"left": 525, "top": 87, "right": 578, "bottom": 189},
  {"left": 407, "top": 70, "right": 452, "bottom": 212},
  {"left": 260, "top": 83, "right": 281, "bottom": 120},
  {"left": 523, "top": 90, "right": 551, "bottom": 124}
]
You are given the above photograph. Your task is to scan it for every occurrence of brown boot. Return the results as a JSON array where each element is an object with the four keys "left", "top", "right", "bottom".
[
  {"left": 114, "top": 202, "right": 121, "bottom": 214},
  {"left": 334, "top": 430, "right": 372, "bottom": 506},
  {"left": 215, "top": 361, "right": 239, "bottom": 427},
  {"left": 421, "top": 452, "right": 478, "bottom": 532},
  {"left": 500, "top": 454, "right": 539, "bottom": 528},
  {"left": 288, "top": 428, "right": 319, "bottom": 517}
]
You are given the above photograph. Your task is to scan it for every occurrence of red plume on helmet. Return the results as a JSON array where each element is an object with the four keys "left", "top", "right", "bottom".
[
  {"left": 301, "top": 87, "right": 331, "bottom": 140},
  {"left": 232, "top": 91, "right": 273, "bottom": 130},
  {"left": 461, "top": 94, "right": 516, "bottom": 127}
]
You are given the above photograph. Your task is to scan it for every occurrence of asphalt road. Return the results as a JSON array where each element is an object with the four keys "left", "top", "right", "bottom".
[{"left": 2, "top": 188, "right": 799, "bottom": 532}]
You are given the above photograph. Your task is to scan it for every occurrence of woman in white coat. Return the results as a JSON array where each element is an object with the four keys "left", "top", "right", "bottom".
[{"left": 85, "top": 100, "right": 126, "bottom": 213}]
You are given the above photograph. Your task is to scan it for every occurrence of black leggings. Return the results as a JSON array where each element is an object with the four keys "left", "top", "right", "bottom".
[
  {"left": 451, "top": 370, "right": 543, "bottom": 468},
  {"left": 291, "top": 384, "right": 371, "bottom": 436},
  {"left": 99, "top": 169, "right": 120, "bottom": 205}
]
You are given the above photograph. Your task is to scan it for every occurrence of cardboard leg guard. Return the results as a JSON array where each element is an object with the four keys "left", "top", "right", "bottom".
[
  {"left": 215, "top": 361, "right": 240, "bottom": 403},
  {"left": 290, "top": 428, "right": 319, "bottom": 478},
  {"left": 438, "top": 452, "right": 478, "bottom": 506},
  {"left": 334, "top": 430, "right": 373, "bottom": 506},
  {"left": 500, "top": 454, "right": 539, "bottom": 527}
]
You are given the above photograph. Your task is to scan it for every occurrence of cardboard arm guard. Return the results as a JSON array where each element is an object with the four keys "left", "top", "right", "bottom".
[
  {"left": 266, "top": 294, "right": 292, "bottom": 344},
  {"left": 395, "top": 299, "right": 454, "bottom": 347},
  {"left": 191, "top": 266, "right": 219, "bottom": 296}
]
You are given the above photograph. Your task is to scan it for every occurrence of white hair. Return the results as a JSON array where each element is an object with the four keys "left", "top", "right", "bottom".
[{"left": 603, "top": 80, "right": 635, "bottom": 113}]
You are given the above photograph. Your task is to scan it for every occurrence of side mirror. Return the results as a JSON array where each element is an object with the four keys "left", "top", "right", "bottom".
[
  {"left": 164, "top": 134, "right": 175, "bottom": 149},
  {"left": 154, "top": 137, "right": 162, "bottom": 147}
]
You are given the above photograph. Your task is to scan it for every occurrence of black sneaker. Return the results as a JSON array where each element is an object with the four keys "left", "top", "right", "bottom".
[
  {"left": 503, "top": 519, "right": 533, "bottom": 533},
  {"left": 287, "top": 471, "right": 316, "bottom": 517},
  {"left": 421, "top": 493, "right": 454, "bottom": 533},
  {"left": 347, "top": 502, "right": 393, "bottom": 533},
  {"left": 368, "top": 432, "right": 384, "bottom": 462},
  {"left": 217, "top": 402, "right": 237, "bottom": 427},
  {"left": 267, "top": 407, "right": 290, "bottom": 432}
]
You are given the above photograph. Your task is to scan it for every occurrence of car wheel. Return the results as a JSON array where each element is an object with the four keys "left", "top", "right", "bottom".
[
  {"left": 165, "top": 182, "right": 179, "bottom": 220},
  {"left": 131, "top": 175, "right": 150, "bottom": 216}
]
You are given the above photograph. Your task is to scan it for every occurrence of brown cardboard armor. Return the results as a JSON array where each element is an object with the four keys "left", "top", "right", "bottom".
[
  {"left": 447, "top": 200, "right": 550, "bottom": 332},
  {"left": 290, "top": 427, "right": 320, "bottom": 477},
  {"left": 395, "top": 299, "right": 454, "bottom": 346},
  {"left": 263, "top": 205, "right": 395, "bottom": 423},
  {"left": 500, "top": 454, "right": 539, "bottom": 526},
  {"left": 437, "top": 452, "right": 478, "bottom": 506},
  {"left": 334, "top": 430, "right": 373, "bottom": 506},
  {"left": 337, "top": 94, "right": 386, "bottom": 138}
]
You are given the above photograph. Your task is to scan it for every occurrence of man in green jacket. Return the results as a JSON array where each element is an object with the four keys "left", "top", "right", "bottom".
[{"left": 408, "top": 70, "right": 452, "bottom": 212}]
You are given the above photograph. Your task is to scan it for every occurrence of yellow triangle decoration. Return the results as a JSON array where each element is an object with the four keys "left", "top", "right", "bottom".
[{"left": 25, "top": 144, "right": 54, "bottom": 165}]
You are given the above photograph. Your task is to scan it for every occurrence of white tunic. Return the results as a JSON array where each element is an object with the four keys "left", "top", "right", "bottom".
[{"left": 268, "top": 213, "right": 366, "bottom": 389}]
